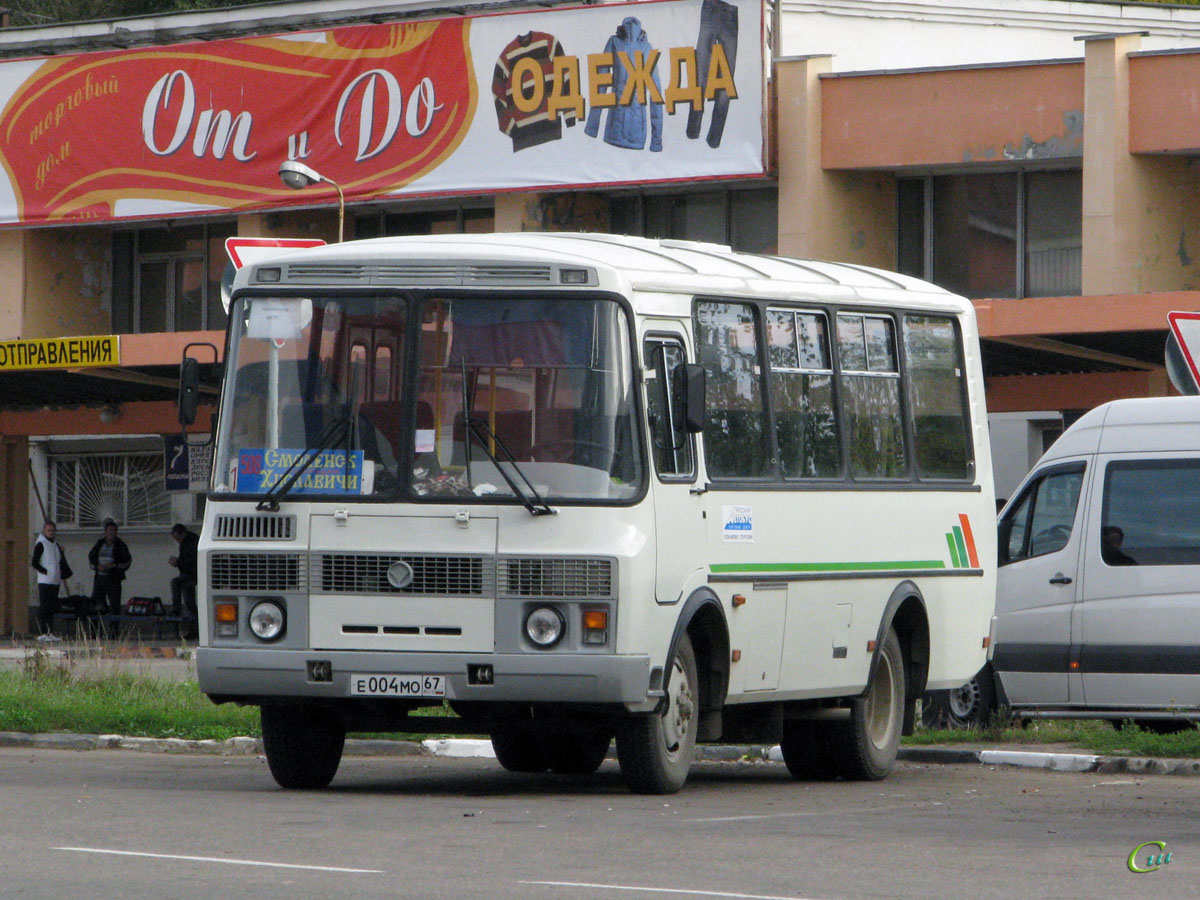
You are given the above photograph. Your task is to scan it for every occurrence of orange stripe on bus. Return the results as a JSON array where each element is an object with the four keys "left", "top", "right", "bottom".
[{"left": 958, "top": 513, "right": 979, "bottom": 568}]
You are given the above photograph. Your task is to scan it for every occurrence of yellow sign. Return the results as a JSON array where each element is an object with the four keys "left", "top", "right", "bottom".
[{"left": 0, "top": 335, "right": 118, "bottom": 371}]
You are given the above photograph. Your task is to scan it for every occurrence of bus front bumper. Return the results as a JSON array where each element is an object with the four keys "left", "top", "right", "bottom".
[{"left": 197, "top": 647, "right": 657, "bottom": 707}]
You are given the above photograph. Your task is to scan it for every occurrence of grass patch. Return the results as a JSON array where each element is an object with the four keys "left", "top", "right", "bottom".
[
  {"left": 907, "top": 713, "right": 1200, "bottom": 759},
  {"left": 0, "top": 650, "right": 463, "bottom": 742},
  {"left": 0, "top": 660, "right": 260, "bottom": 741},
  {"left": 3, "top": 651, "right": 1197, "bottom": 758}
]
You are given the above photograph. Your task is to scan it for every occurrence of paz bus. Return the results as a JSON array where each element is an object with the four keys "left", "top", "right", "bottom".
[{"left": 185, "top": 232, "right": 996, "bottom": 794}]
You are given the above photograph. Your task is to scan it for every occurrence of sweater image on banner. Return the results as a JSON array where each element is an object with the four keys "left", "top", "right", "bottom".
[
  {"left": 493, "top": 31, "right": 578, "bottom": 152},
  {"left": 583, "top": 17, "right": 664, "bottom": 152}
]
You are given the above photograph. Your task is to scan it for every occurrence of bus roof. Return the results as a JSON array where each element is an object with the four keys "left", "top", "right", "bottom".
[{"left": 235, "top": 231, "right": 967, "bottom": 310}]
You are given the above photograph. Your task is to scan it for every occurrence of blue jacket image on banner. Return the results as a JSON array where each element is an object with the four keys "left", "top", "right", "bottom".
[{"left": 583, "top": 17, "right": 664, "bottom": 152}]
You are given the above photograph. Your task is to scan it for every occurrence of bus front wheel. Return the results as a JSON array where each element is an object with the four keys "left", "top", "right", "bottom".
[
  {"left": 616, "top": 632, "right": 699, "bottom": 794},
  {"left": 835, "top": 627, "right": 906, "bottom": 781},
  {"left": 260, "top": 704, "right": 345, "bottom": 790}
]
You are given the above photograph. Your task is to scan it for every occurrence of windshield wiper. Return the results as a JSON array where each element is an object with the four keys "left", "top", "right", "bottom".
[
  {"left": 255, "top": 408, "right": 354, "bottom": 512},
  {"left": 463, "top": 415, "right": 555, "bottom": 516}
]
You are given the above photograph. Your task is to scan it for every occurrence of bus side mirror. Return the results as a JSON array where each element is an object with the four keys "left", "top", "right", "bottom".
[
  {"left": 673, "top": 363, "right": 706, "bottom": 434},
  {"left": 178, "top": 356, "right": 200, "bottom": 426}
]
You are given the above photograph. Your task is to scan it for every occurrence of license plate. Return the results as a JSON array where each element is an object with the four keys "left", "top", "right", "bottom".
[{"left": 349, "top": 674, "right": 445, "bottom": 697}]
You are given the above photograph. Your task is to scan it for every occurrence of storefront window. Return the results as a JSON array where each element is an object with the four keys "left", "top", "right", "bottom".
[
  {"left": 354, "top": 204, "right": 494, "bottom": 238},
  {"left": 610, "top": 188, "right": 778, "bottom": 253},
  {"left": 112, "top": 221, "right": 235, "bottom": 334},
  {"left": 898, "top": 170, "right": 1081, "bottom": 299}
]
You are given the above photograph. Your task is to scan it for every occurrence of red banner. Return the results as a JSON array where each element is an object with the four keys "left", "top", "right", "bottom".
[{"left": 0, "top": 20, "right": 476, "bottom": 224}]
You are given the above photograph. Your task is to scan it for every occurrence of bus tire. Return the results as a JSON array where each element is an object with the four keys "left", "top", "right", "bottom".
[
  {"left": 779, "top": 720, "right": 841, "bottom": 780},
  {"left": 616, "top": 632, "right": 699, "bottom": 794},
  {"left": 543, "top": 728, "right": 612, "bottom": 775},
  {"left": 490, "top": 723, "right": 549, "bottom": 773},
  {"left": 260, "top": 704, "right": 345, "bottom": 790},
  {"left": 835, "top": 627, "right": 905, "bottom": 781}
]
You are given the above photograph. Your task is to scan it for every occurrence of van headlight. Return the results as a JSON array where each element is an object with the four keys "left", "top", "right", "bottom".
[
  {"left": 525, "top": 606, "right": 564, "bottom": 648},
  {"left": 248, "top": 600, "right": 286, "bottom": 641}
]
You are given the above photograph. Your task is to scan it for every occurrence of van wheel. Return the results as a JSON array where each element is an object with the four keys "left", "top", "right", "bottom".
[
  {"left": 260, "top": 704, "right": 345, "bottom": 790},
  {"left": 617, "top": 633, "right": 699, "bottom": 794},
  {"left": 490, "top": 722, "right": 549, "bottom": 773},
  {"left": 542, "top": 728, "right": 613, "bottom": 775},
  {"left": 833, "top": 628, "right": 905, "bottom": 781},
  {"left": 922, "top": 665, "right": 996, "bottom": 729},
  {"left": 779, "top": 720, "right": 841, "bottom": 780}
]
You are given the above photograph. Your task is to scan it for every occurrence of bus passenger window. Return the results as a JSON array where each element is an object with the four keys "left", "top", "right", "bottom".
[
  {"left": 903, "top": 315, "right": 972, "bottom": 480},
  {"left": 695, "top": 301, "right": 769, "bottom": 479},
  {"left": 838, "top": 314, "right": 906, "bottom": 479},
  {"left": 767, "top": 308, "right": 840, "bottom": 479}
]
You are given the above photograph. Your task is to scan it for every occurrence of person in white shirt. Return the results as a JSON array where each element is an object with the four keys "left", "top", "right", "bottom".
[{"left": 31, "top": 521, "right": 72, "bottom": 639}]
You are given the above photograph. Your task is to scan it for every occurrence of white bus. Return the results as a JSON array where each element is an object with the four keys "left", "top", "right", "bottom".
[{"left": 187, "top": 232, "right": 996, "bottom": 793}]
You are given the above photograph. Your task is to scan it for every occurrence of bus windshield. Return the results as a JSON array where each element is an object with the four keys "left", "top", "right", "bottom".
[{"left": 213, "top": 293, "right": 643, "bottom": 504}]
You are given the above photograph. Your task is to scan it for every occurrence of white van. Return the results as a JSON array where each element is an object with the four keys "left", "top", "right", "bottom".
[{"left": 925, "top": 395, "right": 1200, "bottom": 730}]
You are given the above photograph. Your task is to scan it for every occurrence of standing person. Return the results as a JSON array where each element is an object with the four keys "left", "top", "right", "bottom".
[
  {"left": 30, "top": 521, "right": 72, "bottom": 640},
  {"left": 88, "top": 519, "right": 132, "bottom": 615},
  {"left": 168, "top": 523, "right": 199, "bottom": 637}
]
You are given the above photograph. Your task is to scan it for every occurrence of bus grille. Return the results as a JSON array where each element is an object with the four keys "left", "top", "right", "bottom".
[
  {"left": 210, "top": 553, "right": 306, "bottom": 592},
  {"left": 213, "top": 514, "right": 295, "bottom": 540},
  {"left": 316, "top": 554, "right": 492, "bottom": 597},
  {"left": 498, "top": 557, "right": 615, "bottom": 598}
]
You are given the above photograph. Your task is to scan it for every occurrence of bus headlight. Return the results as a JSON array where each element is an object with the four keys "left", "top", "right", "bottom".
[
  {"left": 525, "top": 606, "right": 564, "bottom": 648},
  {"left": 248, "top": 601, "right": 286, "bottom": 642}
]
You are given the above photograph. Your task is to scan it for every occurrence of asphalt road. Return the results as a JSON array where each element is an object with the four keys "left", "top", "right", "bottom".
[{"left": 1, "top": 749, "right": 1194, "bottom": 900}]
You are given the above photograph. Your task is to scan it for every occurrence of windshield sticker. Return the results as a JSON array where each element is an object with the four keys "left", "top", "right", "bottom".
[
  {"left": 722, "top": 505, "right": 754, "bottom": 543},
  {"left": 238, "top": 448, "right": 365, "bottom": 494},
  {"left": 415, "top": 429, "right": 436, "bottom": 454}
]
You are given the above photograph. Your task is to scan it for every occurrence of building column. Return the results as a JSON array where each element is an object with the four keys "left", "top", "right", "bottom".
[
  {"left": 775, "top": 56, "right": 894, "bottom": 267},
  {"left": 1081, "top": 32, "right": 1142, "bottom": 296},
  {"left": 0, "top": 435, "right": 30, "bottom": 634}
]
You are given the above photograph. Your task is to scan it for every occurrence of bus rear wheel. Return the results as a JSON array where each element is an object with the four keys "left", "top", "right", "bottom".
[
  {"left": 834, "top": 627, "right": 905, "bottom": 781},
  {"left": 616, "top": 633, "right": 699, "bottom": 794},
  {"left": 260, "top": 704, "right": 345, "bottom": 790},
  {"left": 542, "top": 727, "right": 613, "bottom": 775},
  {"left": 779, "top": 720, "right": 841, "bottom": 780},
  {"left": 489, "top": 722, "right": 549, "bottom": 773}
]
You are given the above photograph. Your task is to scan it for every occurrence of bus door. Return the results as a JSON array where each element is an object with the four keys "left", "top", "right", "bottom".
[{"left": 643, "top": 330, "right": 706, "bottom": 605}]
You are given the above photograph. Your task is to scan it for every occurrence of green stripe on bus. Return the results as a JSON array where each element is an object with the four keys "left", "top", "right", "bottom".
[
  {"left": 709, "top": 560, "right": 947, "bottom": 574},
  {"left": 946, "top": 532, "right": 962, "bottom": 568},
  {"left": 953, "top": 526, "right": 969, "bottom": 569}
]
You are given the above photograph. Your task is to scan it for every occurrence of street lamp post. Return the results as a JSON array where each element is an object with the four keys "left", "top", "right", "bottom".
[{"left": 278, "top": 160, "right": 345, "bottom": 242}]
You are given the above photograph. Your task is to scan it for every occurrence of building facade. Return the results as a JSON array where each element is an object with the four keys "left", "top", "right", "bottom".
[{"left": 1, "top": 0, "right": 1199, "bottom": 629}]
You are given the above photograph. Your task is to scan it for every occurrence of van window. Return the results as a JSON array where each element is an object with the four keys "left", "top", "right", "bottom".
[
  {"left": 1102, "top": 460, "right": 1200, "bottom": 566},
  {"left": 999, "top": 463, "right": 1085, "bottom": 564}
]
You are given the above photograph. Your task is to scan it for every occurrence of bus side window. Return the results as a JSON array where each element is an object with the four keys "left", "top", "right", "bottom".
[
  {"left": 644, "top": 338, "right": 695, "bottom": 479},
  {"left": 695, "top": 301, "right": 769, "bottom": 479},
  {"left": 767, "top": 308, "right": 840, "bottom": 479}
]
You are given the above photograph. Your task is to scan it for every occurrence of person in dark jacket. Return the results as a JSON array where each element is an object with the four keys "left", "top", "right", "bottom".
[
  {"left": 169, "top": 523, "right": 200, "bottom": 635},
  {"left": 88, "top": 519, "right": 132, "bottom": 615},
  {"left": 31, "top": 521, "right": 73, "bottom": 638}
]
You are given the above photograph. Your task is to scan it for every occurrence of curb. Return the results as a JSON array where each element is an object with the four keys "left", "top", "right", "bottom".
[{"left": 2, "top": 731, "right": 1198, "bottom": 774}]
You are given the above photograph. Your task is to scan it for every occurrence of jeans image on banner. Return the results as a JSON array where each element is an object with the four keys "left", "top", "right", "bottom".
[{"left": 686, "top": 0, "right": 739, "bottom": 149}]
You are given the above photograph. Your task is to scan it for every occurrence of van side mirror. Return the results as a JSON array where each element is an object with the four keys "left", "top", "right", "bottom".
[
  {"left": 673, "top": 363, "right": 706, "bottom": 434},
  {"left": 178, "top": 356, "right": 200, "bottom": 426}
]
